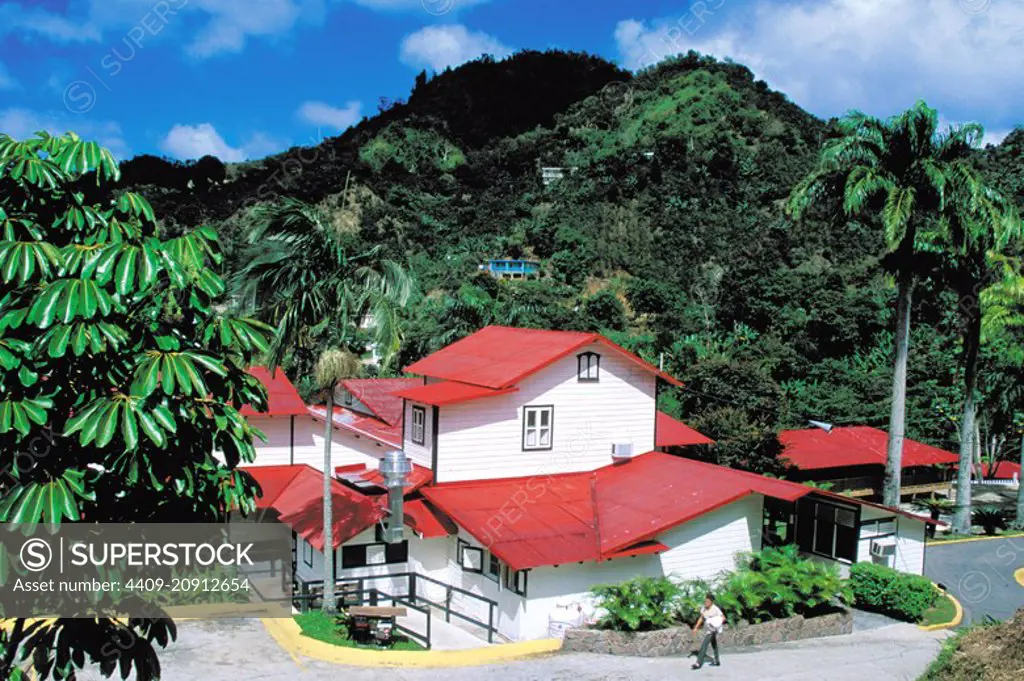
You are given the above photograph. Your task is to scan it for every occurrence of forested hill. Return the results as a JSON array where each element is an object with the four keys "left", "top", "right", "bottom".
[{"left": 117, "top": 50, "right": 1024, "bottom": 471}]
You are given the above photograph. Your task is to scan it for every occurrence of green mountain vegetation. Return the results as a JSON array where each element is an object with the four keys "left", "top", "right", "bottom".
[{"left": 113, "top": 49, "right": 1023, "bottom": 476}]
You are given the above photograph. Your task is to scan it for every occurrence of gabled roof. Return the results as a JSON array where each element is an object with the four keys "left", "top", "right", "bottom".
[
  {"left": 656, "top": 412, "right": 714, "bottom": 447},
  {"left": 341, "top": 378, "right": 422, "bottom": 426},
  {"left": 393, "top": 381, "right": 519, "bottom": 406},
  {"left": 335, "top": 462, "right": 434, "bottom": 495},
  {"left": 241, "top": 367, "right": 308, "bottom": 417},
  {"left": 244, "top": 464, "right": 454, "bottom": 550},
  {"left": 780, "top": 426, "right": 958, "bottom": 471},
  {"left": 421, "top": 453, "right": 815, "bottom": 571},
  {"left": 403, "top": 326, "right": 682, "bottom": 390},
  {"left": 245, "top": 465, "right": 383, "bottom": 551}
]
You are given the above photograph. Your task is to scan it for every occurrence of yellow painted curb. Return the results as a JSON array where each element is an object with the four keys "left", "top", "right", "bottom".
[
  {"left": 918, "top": 585, "right": 963, "bottom": 632},
  {"left": 928, "top": 531, "right": 1024, "bottom": 546},
  {"left": 260, "top": 617, "right": 562, "bottom": 668},
  {"left": 1014, "top": 567, "right": 1024, "bottom": 588}
]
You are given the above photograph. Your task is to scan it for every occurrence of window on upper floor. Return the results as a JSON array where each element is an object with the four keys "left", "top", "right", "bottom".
[
  {"left": 411, "top": 405, "right": 426, "bottom": 445},
  {"left": 577, "top": 352, "right": 600, "bottom": 382},
  {"left": 522, "top": 405, "right": 553, "bottom": 451},
  {"left": 343, "top": 390, "right": 353, "bottom": 406}
]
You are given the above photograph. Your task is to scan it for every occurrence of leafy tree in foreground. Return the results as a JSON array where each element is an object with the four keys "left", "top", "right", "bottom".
[
  {"left": 788, "top": 101, "right": 984, "bottom": 508},
  {"left": 0, "top": 132, "right": 272, "bottom": 679}
]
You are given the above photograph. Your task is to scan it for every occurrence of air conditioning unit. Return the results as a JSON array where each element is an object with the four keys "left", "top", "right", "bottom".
[
  {"left": 870, "top": 539, "right": 896, "bottom": 558},
  {"left": 611, "top": 442, "right": 634, "bottom": 460}
]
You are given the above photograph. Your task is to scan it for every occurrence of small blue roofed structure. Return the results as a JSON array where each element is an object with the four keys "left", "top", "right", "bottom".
[{"left": 479, "top": 259, "right": 540, "bottom": 280}]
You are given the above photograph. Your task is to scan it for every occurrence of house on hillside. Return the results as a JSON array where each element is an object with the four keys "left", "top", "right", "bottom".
[
  {"left": 780, "top": 425, "right": 959, "bottom": 500},
  {"left": 478, "top": 259, "right": 541, "bottom": 280},
  {"left": 241, "top": 329, "right": 936, "bottom": 642}
]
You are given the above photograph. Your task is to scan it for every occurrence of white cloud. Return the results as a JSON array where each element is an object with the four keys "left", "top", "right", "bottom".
[
  {"left": 400, "top": 24, "right": 511, "bottom": 71},
  {"left": 614, "top": 0, "right": 1024, "bottom": 126},
  {"left": 350, "top": 0, "right": 490, "bottom": 13},
  {"left": 160, "top": 123, "right": 282, "bottom": 162},
  {"left": 0, "top": 4, "right": 102, "bottom": 42},
  {"left": 297, "top": 100, "right": 363, "bottom": 130},
  {"left": 0, "top": 108, "right": 129, "bottom": 158},
  {"left": 1, "top": 1, "right": 331, "bottom": 59}
]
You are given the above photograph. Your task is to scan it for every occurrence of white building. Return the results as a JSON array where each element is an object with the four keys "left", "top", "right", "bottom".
[{"left": 242, "top": 327, "right": 934, "bottom": 642}]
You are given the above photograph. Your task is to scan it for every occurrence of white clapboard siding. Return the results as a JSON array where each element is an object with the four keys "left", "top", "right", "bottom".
[
  {"left": 657, "top": 495, "right": 764, "bottom": 580},
  {"left": 402, "top": 401, "right": 433, "bottom": 470},
  {"left": 246, "top": 415, "right": 383, "bottom": 471},
  {"left": 432, "top": 345, "right": 657, "bottom": 482},
  {"left": 858, "top": 506, "right": 926, "bottom": 575}
]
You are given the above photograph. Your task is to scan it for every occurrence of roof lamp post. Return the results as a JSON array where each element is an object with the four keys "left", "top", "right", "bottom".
[{"left": 380, "top": 450, "right": 412, "bottom": 544}]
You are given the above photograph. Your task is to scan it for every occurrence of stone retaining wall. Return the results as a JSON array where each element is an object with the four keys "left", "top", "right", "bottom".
[{"left": 561, "top": 610, "right": 853, "bottom": 657}]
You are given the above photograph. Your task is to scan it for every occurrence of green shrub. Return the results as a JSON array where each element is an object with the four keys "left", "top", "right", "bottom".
[
  {"left": 591, "top": 576, "right": 682, "bottom": 631},
  {"left": 849, "top": 562, "right": 937, "bottom": 622},
  {"left": 674, "top": 578, "right": 715, "bottom": 626},
  {"left": 972, "top": 507, "right": 1008, "bottom": 536},
  {"left": 714, "top": 545, "right": 851, "bottom": 624}
]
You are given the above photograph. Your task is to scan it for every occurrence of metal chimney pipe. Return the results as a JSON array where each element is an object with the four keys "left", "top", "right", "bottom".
[{"left": 379, "top": 450, "right": 412, "bottom": 544}]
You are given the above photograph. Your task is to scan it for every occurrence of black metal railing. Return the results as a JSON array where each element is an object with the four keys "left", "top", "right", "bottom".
[{"left": 295, "top": 572, "right": 499, "bottom": 645}]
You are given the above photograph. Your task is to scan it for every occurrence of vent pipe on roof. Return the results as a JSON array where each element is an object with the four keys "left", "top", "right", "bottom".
[
  {"left": 379, "top": 450, "right": 412, "bottom": 543},
  {"left": 808, "top": 420, "right": 834, "bottom": 433}
]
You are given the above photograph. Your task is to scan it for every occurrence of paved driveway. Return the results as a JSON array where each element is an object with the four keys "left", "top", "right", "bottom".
[
  {"left": 146, "top": 618, "right": 945, "bottom": 681},
  {"left": 924, "top": 536, "right": 1024, "bottom": 625}
]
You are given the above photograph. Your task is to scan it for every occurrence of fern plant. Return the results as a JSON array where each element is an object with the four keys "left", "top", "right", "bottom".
[{"left": 591, "top": 576, "right": 683, "bottom": 632}]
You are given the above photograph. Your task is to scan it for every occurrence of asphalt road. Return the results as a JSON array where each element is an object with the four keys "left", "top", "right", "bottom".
[
  {"left": 137, "top": 617, "right": 945, "bottom": 681},
  {"left": 924, "top": 536, "right": 1024, "bottom": 625}
]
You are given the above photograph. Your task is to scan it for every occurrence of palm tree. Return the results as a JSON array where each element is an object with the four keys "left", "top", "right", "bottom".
[
  {"left": 933, "top": 184, "right": 1021, "bottom": 533},
  {"left": 788, "top": 101, "right": 986, "bottom": 508},
  {"left": 314, "top": 348, "right": 361, "bottom": 614},
  {"left": 980, "top": 256, "right": 1024, "bottom": 527},
  {"left": 233, "top": 197, "right": 414, "bottom": 372}
]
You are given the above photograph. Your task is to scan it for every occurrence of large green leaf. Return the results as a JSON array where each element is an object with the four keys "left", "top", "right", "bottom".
[{"left": 0, "top": 241, "right": 61, "bottom": 284}]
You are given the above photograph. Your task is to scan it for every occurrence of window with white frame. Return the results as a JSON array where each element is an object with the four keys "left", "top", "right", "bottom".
[
  {"left": 577, "top": 352, "right": 600, "bottom": 382},
  {"left": 522, "top": 405, "right": 553, "bottom": 451},
  {"left": 411, "top": 405, "right": 426, "bottom": 445}
]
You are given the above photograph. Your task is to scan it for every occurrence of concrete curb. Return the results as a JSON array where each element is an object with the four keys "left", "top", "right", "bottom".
[
  {"left": 917, "top": 586, "right": 963, "bottom": 632},
  {"left": 260, "top": 617, "right": 562, "bottom": 668},
  {"left": 927, "top": 531, "right": 1024, "bottom": 546},
  {"left": 1014, "top": 567, "right": 1024, "bottom": 588}
]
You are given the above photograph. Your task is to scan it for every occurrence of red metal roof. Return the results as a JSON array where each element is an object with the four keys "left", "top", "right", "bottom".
[
  {"left": 780, "top": 426, "right": 959, "bottom": 471},
  {"left": 404, "top": 499, "right": 455, "bottom": 539},
  {"left": 245, "top": 465, "right": 383, "bottom": 551},
  {"left": 956, "top": 461, "right": 1021, "bottom": 480},
  {"left": 421, "top": 452, "right": 813, "bottom": 571},
  {"left": 308, "top": 405, "right": 402, "bottom": 447},
  {"left": 240, "top": 367, "right": 308, "bottom": 417},
  {"left": 242, "top": 464, "right": 305, "bottom": 509},
  {"left": 341, "top": 378, "right": 422, "bottom": 426},
  {"left": 335, "top": 463, "right": 434, "bottom": 495},
  {"left": 656, "top": 412, "right": 714, "bottom": 447},
  {"left": 403, "top": 326, "right": 682, "bottom": 390},
  {"left": 394, "top": 380, "right": 519, "bottom": 406}
]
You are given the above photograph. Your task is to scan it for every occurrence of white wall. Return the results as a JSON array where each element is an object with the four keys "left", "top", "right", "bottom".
[
  {"left": 401, "top": 401, "right": 433, "bottom": 470},
  {"left": 247, "top": 415, "right": 384, "bottom": 471},
  {"left": 431, "top": 345, "right": 658, "bottom": 483},
  {"left": 858, "top": 506, "right": 926, "bottom": 575},
  {"left": 658, "top": 495, "right": 763, "bottom": 579}
]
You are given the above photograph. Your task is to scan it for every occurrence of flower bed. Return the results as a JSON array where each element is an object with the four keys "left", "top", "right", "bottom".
[{"left": 562, "top": 609, "right": 853, "bottom": 656}]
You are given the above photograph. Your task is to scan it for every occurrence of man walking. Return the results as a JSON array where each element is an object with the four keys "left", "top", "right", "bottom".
[{"left": 692, "top": 593, "right": 724, "bottom": 670}]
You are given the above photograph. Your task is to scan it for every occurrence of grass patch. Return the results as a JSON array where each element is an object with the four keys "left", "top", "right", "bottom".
[
  {"left": 294, "top": 611, "right": 424, "bottom": 651},
  {"left": 919, "top": 594, "right": 958, "bottom": 627}
]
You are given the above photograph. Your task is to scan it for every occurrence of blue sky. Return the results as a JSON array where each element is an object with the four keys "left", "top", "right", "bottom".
[{"left": 0, "top": 0, "right": 1020, "bottom": 161}]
